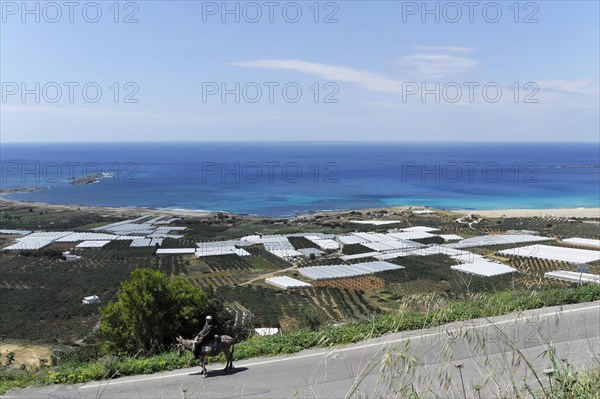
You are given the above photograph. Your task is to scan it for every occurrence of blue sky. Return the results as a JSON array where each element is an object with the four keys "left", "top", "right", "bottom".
[{"left": 1, "top": 0, "right": 598, "bottom": 142}]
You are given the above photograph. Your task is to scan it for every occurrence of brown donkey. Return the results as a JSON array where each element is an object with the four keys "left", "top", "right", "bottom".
[{"left": 176, "top": 335, "right": 235, "bottom": 375}]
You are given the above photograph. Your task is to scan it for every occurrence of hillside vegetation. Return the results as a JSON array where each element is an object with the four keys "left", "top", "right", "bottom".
[{"left": 1, "top": 202, "right": 599, "bottom": 395}]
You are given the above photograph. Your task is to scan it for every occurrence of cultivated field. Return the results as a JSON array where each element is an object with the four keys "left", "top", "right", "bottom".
[{"left": 1, "top": 202, "right": 599, "bottom": 344}]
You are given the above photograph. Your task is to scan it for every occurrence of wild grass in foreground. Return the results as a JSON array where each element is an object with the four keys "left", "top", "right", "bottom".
[
  {"left": 1, "top": 284, "right": 599, "bottom": 395},
  {"left": 352, "top": 320, "right": 600, "bottom": 398}
]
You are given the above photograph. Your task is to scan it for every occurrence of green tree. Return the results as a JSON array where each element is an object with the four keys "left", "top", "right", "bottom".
[
  {"left": 100, "top": 269, "right": 233, "bottom": 355},
  {"left": 298, "top": 308, "right": 326, "bottom": 331}
]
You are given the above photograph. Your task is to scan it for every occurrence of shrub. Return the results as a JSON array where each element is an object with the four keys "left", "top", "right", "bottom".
[
  {"left": 298, "top": 308, "right": 327, "bottom": 331},
  {"left": 100, "top": 269, "right": 233, "bottom": 355}
]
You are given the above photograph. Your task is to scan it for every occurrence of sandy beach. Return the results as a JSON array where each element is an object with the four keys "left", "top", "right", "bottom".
[
  {"left": 0, "top": 197, "right": 216, "bottom": 218},
  {"left": 454, "top": 208, "right": 600, "bottom": 219},
  {"left": 2, "top": 196, "right": 598, "bottom": 220}
]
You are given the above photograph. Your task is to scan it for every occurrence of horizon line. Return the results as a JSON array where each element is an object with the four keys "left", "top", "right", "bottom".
[{"left": 2, "top": 140, "right": 599, "bottom": 145}]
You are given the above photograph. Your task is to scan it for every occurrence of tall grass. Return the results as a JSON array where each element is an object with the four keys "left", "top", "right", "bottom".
[
  {"left": 350, "top": 317, "right": 600, "bottom": 398},
  {"left": 1, "top": 284, "right": 599, "bottom": 395}
]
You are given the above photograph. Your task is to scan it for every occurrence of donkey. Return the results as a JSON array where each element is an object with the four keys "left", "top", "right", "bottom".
[{"left": 176, "top": 335, "right": 235, "bottom": 375}]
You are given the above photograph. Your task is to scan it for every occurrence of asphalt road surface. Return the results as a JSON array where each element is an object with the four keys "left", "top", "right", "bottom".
[{"left": 5, "top": 301, "right": 599, "bottom": 398}]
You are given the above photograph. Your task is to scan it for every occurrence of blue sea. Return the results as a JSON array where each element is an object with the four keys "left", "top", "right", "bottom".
[{"left": 1, "top": 142, "right": 599, "bottom": 216}]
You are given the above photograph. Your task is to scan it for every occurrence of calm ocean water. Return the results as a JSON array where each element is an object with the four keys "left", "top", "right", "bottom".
[{"left": 1, "top": 142, "right": 599, "bottom": 216}]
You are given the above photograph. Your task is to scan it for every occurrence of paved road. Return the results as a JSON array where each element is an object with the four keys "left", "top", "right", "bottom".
[{"left": 5, "top": 301, "right": 599, "bottom": 398}]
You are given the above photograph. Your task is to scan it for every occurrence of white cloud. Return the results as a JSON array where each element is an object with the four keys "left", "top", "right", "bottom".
[
  {"left": 413, "top": 45, "right": 475, "bottom": 53},
  {"left": 233, "top": 47, "right": 481, "bottom": 88},
  {"left": 397, "top": 53, "right": 480, "bottom": 79},
  {"left": 536, "top": 80, "right": 593, "bottom": 94},
  {"left": 230, "top": 59, "right": 406, "bottom": 94},
  {"left": 231, "top": 59, "right": 597, "bottom": 110},
  {"left": 1, "top": 105, "right": 159, "bottom": 119}
]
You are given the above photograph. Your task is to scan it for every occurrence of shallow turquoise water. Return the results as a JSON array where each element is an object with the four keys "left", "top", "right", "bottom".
[{"left": 1, "top": 142, "right": 598, "bottom": 216}]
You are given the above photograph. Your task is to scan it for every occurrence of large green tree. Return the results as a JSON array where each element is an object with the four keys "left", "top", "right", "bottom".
[{"left": 100, "top": 268, "right": 232, "bottom": 355}]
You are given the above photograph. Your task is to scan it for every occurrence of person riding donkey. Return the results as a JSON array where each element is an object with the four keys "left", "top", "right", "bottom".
[{"left": 194, "top": 315, "right": 218, "bottom": 352}]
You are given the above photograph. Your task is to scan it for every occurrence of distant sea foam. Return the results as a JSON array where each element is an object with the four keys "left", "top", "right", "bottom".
[{"left": 1, "top": 142, "right": 599, "bottom": 216}]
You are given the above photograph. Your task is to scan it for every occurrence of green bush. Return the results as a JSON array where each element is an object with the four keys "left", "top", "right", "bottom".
[
  {"left": 0, "top": 367, "right": 49, "bottom": 394},
  {"left": 3, "top": 283, "right": 600, "bottom": 395},
  {"left": 100, "top": 269, "right": 233, "bottom": 355}
]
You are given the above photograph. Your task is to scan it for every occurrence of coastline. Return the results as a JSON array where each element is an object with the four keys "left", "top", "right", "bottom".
[
  {"left": 0, "top": 197, "right": 217, "bottom": 218},
  {"left": 1, "top": 196, "right": 598, "bottom": 220},
  {"left": 453, "top": 208, "right": 600, "bottom": 219}
]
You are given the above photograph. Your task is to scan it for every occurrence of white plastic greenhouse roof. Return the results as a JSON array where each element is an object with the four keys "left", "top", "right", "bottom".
[
  {"left": 297, "top": 248, "right": 324, "bottom": 256},
  {"left": 130, "top": 238, "right": 153, "bottom": 247},
  {"left": 439, "top": 234, "right": 463, "bottom": 241},
  {"left": 76, "top": 240, "right": 111, "bottom": 248},
  {"left": 91, "top": 215, "right": 151, "bottom": 230},
  {"left": 304, "top": 236, "right": 340, "bottom": 250},
  {"left": 156, "top": 248, "right": 197, "bottom": 254},
  {"left": 363, "top": 242, "right": 397, "bottom": 251},
  {"left": 341, "top": 252, "right": 381, "bottom": 261},
  {"left": 241, "top": 234, "right": 291, "bottom": 243},
  {"left": 349, "top": 220, "right": 403, "bottom": 225},
  {"left": 352, "top": 232, "right": 393, "bottom": 242},
  {"left": 25, "top": 231, "right": 74, "bottom": 239},
  {"left": 563, "top": 238, "right": 600, "bottom": 248},
  {"left": 0, "top": 230, "right": 31, "bottom": 235},
  {"left": 452, "top": 253, "right": 486, "bottom": 264},
  {"left": 265, "top": 276, "right": 312, "bottom": 288},
  {"left": 155, "top": 218, "right": 181, "bottom": 224},
  {"left": 498, "top": 245, "right": 600, "bottom": 264},
  {"left": 267, "top": 249, "right": 303, "bottom": 258},
  {"left": 387, "top": 231, "right": 435, "bottom": 240},
  {"left": 195, "top": 240, "right": 251, "bottom": 256},
  {"left": 2, "top": 231, "right": 76, "bottom": 251},
  {"left": 155, "top": 226, "right": 187, "bottom": 232},
  {"left": 338, "top": 235, "right": 368, "bottom": 245},
  {"left": 108, "top": 225, "right": 155, "bottom": 234},
  {"left": 114, "top": 236, "right": 146, "bottom": 240},
  {"left": 374, "top": 251, "right": 415, "bottom": 260},
  {"left": 56, "top": 232, "right": 118, "bottom": 242},
  {"left": 448, "top": 234, "right": 551, "bottom": 249},
  {"left": 298, "top": 261, "right": 403, "bottom": 280},
  {"left": 90, "top": 215, "right": 184, "bottom": 237},
  {"left": 195, "top": 247, "right": 250, "bottom": 257},
  {"left": 263, "top": 240, "right": 295, "bottom": 251},
  {"left": 400, "top": 226, "right": 439, "bottom": 233},
  {"left": 544, "top": 270, "right": 600, "bottom": 284},
  {"left": 373, "top": 245, "right": 481, "bottom": 263},
  {"left": 451, "top": 261, "right": 517, "bottom": 277},
  {"left": 286, "top": 233, "right": 335, "bottom": 239},
  {"left": 197, "top": 241, "right": 239, "bottom": 251},
  {"left": 339, "top": 232, "right": 425, "bottom": 248},
  {"left": 144, "top": 215, "right": 167, "bottom": 224},
  {"left": 2, "top": 238, "right": 54, "bottom": 251}
]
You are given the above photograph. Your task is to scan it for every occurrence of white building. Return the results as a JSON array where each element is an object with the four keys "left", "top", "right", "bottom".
[
  {"left": 62, "top": 251, "right": 81, "bottom": 261},
  {"left": 254, "top": 327, "right": 280, "bottom": 336},
  {"left": 82, "top": 295, "right": 100, "bottom": 305}
]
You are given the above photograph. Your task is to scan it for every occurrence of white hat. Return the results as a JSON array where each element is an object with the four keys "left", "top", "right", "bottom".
[{"left": 206, "top": 315, "right": 213, "bottom": 320}]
